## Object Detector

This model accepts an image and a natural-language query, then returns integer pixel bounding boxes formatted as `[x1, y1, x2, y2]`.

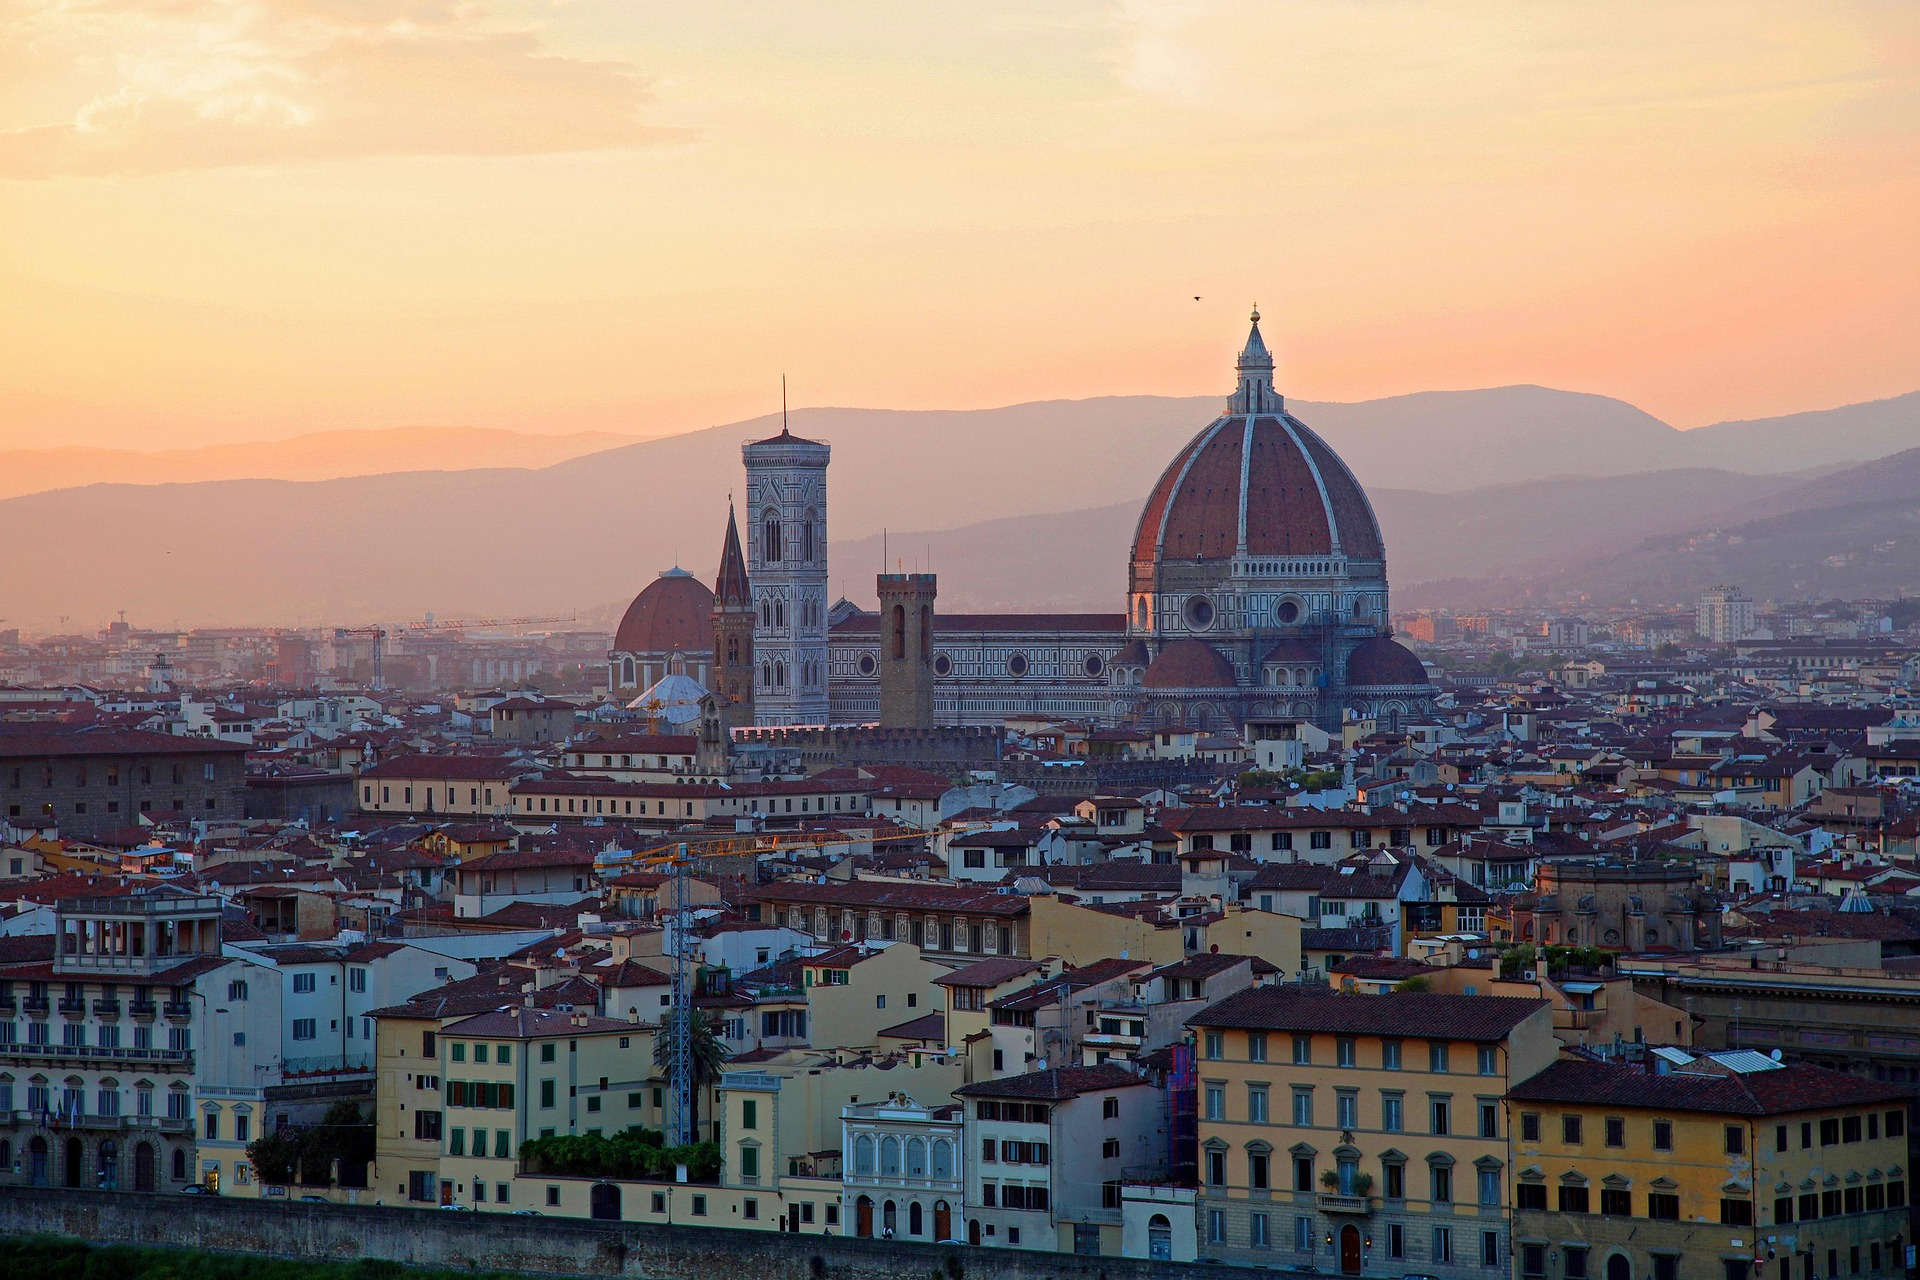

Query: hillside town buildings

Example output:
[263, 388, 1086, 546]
[0, 319, 1917, 1277]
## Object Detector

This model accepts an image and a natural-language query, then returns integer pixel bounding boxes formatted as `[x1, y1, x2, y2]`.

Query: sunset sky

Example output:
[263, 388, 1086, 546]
[1, 0, 1915, 451]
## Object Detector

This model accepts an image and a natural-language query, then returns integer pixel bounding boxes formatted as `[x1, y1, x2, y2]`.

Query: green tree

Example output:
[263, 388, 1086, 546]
[245, 1126, 305, 1186]
[652, 1008, 732, 1141]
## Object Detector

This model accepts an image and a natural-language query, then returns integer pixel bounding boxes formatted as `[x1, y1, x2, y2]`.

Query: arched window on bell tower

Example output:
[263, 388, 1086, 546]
[762, 509, 783, 564]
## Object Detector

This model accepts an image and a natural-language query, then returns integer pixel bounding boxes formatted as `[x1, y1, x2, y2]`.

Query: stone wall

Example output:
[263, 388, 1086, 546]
[0, 1187, 1300, 1280]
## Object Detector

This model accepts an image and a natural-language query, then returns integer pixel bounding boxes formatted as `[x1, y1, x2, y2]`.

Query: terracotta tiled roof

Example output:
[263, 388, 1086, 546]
[1143, 640, 1236, 690]
[954, 1063, 1152, 1101]
[1507, 1058, 1911, 1115]
[1191, 987, 1548, 1041]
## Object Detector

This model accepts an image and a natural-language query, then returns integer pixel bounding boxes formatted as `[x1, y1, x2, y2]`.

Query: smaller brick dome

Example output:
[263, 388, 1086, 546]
[1143, 640, 1237, 690]
[1260, 639, 1322, 665]
[1113, 638, 1151, 668]
[613, 568, 714, 655]
[1345, 636, 1429, 687]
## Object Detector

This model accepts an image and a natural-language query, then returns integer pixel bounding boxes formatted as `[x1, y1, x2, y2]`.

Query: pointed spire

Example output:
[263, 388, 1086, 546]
[714, 500, 751, 607]
[1228, 304, 1279, 415]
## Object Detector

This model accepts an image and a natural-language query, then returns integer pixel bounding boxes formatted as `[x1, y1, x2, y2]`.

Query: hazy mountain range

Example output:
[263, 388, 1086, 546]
[0, 427, 640, 501]
[1, 386, 1913, 629]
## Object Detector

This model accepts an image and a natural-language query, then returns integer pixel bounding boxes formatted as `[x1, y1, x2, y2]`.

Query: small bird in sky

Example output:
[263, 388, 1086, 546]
[1193, 296, 1202, 301]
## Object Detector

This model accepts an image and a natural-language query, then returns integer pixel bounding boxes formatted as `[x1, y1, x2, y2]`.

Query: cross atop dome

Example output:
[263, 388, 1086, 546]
[1228, 304, 1280, 415]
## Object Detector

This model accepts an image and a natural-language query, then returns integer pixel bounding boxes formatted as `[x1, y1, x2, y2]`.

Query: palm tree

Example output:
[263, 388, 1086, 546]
[652, 1008, 732, 1142]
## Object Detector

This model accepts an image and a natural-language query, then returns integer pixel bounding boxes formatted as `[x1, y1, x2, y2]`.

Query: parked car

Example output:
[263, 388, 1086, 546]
[179, 1185, 217, 1196]
[297, 1195, 329, 1204]
[439, 1202, 471, 1212]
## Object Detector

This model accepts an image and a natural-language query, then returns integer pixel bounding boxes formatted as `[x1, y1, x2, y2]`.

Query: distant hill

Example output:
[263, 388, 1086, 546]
[1676, 391, 1920, 475]
[1500, 446, 1920, 605]
[0, 427, 641, 500]
[0, 387, 1913, 628]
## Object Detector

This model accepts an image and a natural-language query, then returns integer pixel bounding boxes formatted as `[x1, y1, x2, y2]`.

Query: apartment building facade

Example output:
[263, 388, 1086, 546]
[1188, 989, 1556, 1278]
[0, 890, 280, 1195]
[1506, 1054, 1912, 1280]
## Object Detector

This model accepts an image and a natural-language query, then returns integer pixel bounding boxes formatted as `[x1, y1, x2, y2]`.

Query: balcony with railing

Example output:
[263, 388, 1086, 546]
[128, 1000, 157, 1019]
[162, 1001, 191, 1019]
[22, 997, 50, 1017]
[93, 999, 121, 1017]
[58, 997, 86, 1015]
[1316, 1191, 1374, 1215]
[0, 1042, 193, 1068]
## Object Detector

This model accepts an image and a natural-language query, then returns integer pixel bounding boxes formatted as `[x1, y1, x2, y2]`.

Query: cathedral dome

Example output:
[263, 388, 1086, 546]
[1143, 640, 1237, 689]
[613, 568, 714, 655]
[1345, 636, 1430, 687]
[1131, 311, 1383, 571]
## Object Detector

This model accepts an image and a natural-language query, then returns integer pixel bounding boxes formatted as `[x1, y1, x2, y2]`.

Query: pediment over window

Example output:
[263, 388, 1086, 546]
[1380, 1149, 1408, 1165]
[1518, 1166, 1545, 1183]
[1604, 1174, 1634, 1191]
[1559, 1171, 1590, 1186]
[1289, 1142, 1317, 1158]
[1474, 1156, 1503, 1173]
[1649, 1176, 1678, 1192]
[1426, 1152, 1456, 1168]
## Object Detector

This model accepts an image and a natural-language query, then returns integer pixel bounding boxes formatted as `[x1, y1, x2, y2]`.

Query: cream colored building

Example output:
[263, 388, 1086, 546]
[1188, 988, 1556, 1279]
[799, 941, 945, 1050]
[434, 1007, 660, 1210]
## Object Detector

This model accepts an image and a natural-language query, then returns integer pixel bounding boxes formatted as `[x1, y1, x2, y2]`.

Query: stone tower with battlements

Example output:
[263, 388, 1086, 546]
[876, 572, 937, 730]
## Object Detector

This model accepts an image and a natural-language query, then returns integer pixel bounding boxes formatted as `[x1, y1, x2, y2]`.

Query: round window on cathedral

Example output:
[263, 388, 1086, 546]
[1083, 654, 1104, 678]
[1007, 653, 1029, 677]
[1277, 599, 1301, 625]
[933, 652, 953, 677]
[857, 653, 877, 677]
[1185, 596, 1215, 630]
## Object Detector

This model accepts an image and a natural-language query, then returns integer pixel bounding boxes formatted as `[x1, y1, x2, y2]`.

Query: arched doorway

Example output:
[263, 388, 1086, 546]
[882, 1200, 897, 1237]
[909, 1202, 923, 1237]
[28, 1137, 48, 1186]
[1339, 1224, 1362, 1275]
[63, 1137, 83, 1188]
[133, 1142, 156, 1192]
[968, 1219, 981, 1246]
[589, 1182, 621, 1220]
[855, 1195, 873, 1238]
[1607, 1255, 1631, 1280]
[172, 1149, 187, 1182]
[933, 1201, 951, 1242]
[97, 1139, 118, 1190]
[1148, 1214, 1172, 1260]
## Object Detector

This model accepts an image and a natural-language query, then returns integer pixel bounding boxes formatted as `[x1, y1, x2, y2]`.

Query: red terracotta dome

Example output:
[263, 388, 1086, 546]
[613, 569, 714, 655]
[1143, 640, 1237, 689]
[1131, 313, 1382, 570]
[1132, 414, 1384, 565]
[1345, 636, 1429, 687]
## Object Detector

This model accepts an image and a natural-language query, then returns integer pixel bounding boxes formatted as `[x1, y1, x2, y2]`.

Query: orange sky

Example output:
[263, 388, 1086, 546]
[1, 0, 1915, 451]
